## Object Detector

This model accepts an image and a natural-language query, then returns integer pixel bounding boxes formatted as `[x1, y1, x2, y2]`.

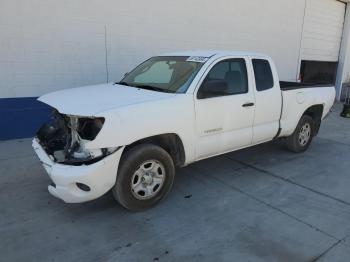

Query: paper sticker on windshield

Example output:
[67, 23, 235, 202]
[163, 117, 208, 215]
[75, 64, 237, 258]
[186, 56, 209, 63]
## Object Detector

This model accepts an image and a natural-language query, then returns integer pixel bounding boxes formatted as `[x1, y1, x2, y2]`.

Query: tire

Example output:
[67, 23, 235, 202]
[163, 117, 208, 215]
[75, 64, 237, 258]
[286, 115, 314, 153]
[112, 143, 175, 211]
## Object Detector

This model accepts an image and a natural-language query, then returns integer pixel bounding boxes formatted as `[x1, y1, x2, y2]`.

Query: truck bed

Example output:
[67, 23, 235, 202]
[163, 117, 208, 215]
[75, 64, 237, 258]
[280, 81, 334, 91]
[278, 84, 335, 138]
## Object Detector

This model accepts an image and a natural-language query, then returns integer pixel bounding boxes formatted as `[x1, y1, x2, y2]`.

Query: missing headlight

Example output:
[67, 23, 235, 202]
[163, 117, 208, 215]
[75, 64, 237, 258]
[36, 111, 108, 165]
[37, 109, 70, 155]
[77, 117, 105, 140]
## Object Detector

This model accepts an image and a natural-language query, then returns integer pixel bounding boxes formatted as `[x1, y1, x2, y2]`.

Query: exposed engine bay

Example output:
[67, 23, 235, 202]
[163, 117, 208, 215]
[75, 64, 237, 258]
[37, 110, 116, 165]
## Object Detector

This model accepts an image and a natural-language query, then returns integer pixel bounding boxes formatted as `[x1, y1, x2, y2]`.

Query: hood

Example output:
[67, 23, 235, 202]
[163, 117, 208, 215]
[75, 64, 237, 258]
[38, 83, 176, 116]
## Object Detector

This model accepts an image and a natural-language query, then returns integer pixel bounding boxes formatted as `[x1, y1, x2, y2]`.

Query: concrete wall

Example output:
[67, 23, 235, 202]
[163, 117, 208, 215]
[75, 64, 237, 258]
[0, 0, 307, 99]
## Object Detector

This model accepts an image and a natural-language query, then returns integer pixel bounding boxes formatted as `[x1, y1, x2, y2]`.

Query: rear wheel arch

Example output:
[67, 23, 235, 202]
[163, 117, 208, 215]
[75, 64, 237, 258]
[286, 115, 314, 153]
[302, 104, 324, 135]
[123, 133, 186, 167]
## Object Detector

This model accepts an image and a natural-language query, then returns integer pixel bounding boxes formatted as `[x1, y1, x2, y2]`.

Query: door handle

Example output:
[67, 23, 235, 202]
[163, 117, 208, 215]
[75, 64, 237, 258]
[242, 102, 254, 107]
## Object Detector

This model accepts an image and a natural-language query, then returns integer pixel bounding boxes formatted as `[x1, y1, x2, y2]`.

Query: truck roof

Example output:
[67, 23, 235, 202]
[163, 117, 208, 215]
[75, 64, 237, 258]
[161, 50, 269, 58]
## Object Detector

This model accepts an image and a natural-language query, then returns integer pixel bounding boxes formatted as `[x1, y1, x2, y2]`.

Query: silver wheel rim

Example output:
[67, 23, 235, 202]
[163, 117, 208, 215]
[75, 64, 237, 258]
[299, 123, 311, 146]
[131, 160, 166, 200]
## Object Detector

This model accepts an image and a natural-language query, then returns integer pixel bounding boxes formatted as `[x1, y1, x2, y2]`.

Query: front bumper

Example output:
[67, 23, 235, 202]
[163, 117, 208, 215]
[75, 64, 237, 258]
[32, 138, 124, 203]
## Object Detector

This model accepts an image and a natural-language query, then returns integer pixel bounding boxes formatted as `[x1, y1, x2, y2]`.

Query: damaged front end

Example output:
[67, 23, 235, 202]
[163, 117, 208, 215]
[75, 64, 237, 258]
[36, 110, 116, 165]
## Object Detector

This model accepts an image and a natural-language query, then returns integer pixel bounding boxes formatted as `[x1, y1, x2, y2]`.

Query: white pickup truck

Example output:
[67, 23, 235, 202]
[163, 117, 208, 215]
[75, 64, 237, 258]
[33, 51, 335, 211]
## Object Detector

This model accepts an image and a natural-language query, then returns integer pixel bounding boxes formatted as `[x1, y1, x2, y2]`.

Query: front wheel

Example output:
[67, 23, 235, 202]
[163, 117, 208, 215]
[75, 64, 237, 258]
[286, 115, 314, 153]
[112, 144, 175, 211]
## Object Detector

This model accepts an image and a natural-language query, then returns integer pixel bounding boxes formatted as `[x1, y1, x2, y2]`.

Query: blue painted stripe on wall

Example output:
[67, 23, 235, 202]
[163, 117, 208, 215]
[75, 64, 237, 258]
[0, 97, 51, 140]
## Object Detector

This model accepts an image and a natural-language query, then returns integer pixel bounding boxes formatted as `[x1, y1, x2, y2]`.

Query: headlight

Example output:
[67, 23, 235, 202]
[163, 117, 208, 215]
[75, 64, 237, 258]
[77, 117, 105, 140]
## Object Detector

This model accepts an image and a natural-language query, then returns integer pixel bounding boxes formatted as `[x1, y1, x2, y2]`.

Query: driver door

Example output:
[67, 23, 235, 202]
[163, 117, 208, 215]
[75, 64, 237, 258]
[194, 58, 255, 159]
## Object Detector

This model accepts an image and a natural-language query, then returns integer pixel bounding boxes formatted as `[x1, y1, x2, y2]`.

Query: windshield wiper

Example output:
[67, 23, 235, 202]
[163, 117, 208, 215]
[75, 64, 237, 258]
[134, 84, 174, 93]
[116, 81, 131, 86]
[116, 82, 174, 93]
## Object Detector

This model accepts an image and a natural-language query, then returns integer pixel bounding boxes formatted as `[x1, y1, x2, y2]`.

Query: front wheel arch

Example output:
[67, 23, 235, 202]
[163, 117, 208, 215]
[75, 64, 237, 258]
[122, 133, 186, 167]
[113, 143, 175, 211]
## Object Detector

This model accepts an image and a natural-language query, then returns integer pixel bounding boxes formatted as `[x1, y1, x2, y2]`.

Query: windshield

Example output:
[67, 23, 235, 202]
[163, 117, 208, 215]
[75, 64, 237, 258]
[119, 56, 206, 93]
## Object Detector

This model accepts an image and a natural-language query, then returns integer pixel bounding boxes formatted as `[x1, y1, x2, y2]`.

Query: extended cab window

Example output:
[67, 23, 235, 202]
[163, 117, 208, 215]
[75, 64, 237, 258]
[198, 58, 248, 99]
[252, 59, 274, 91]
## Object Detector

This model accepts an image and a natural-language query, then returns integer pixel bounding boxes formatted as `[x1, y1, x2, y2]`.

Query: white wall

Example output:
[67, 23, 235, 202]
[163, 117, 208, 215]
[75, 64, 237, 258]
[337, 3, 350, 99]
[0, 0, 307, 98]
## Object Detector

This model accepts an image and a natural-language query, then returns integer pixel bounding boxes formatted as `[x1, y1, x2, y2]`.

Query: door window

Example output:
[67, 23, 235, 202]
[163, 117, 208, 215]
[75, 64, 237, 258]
[198, 58, 248, 98]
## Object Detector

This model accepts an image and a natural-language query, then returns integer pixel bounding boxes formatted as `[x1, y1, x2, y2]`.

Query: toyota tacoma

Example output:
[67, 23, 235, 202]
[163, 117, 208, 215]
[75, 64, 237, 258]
[33, 51, 335, 211]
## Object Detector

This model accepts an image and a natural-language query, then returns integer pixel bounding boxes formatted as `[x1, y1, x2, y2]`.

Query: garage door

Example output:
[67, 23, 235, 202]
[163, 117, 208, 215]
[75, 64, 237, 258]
[301, 0, 346, 62]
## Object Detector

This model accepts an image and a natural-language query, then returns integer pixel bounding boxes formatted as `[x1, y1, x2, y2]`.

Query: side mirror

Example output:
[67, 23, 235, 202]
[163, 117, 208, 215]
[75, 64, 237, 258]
[197, 80, 229, 99]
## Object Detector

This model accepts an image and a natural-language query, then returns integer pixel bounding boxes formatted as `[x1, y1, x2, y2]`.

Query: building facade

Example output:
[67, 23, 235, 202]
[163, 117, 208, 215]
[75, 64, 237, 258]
[1, 0, 350, 139]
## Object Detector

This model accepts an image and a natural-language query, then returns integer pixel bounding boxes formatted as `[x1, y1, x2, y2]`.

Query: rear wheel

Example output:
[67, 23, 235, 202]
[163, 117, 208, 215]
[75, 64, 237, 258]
[286, 115, 314, 153]
[112, 144, 175, 211]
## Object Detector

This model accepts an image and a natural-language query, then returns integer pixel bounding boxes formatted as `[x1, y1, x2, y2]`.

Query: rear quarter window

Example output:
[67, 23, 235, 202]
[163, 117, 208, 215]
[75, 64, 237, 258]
[252, 59, 274, 91]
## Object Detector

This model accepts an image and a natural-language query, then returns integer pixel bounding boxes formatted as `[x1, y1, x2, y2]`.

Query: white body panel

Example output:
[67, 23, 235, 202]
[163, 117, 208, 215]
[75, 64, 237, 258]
[87, 94, 197, 164]
[193, 55, 255, 159]
[194, 93, 255, 159]
[279, 87, 336, 137]
[250, 56, 283, 144]
[32, 138, 124, 203]
[33, 51, 335, 203]
[38, 83, 176, 116]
